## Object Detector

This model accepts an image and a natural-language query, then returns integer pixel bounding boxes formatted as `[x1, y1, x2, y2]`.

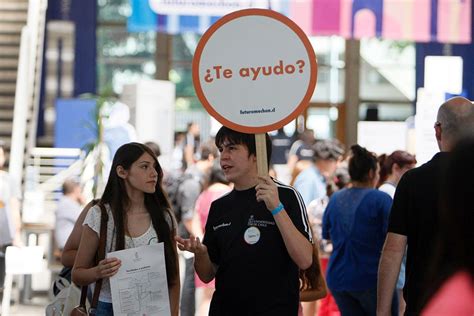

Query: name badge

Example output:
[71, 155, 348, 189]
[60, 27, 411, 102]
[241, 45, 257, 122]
[244, 226, 260, 245]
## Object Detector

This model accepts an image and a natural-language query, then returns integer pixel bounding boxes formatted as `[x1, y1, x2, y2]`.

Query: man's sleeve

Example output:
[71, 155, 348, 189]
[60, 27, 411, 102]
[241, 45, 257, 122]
[388, 173, 411, 235]
[284, 189, 312, 243]
[202, 202, 220, 265]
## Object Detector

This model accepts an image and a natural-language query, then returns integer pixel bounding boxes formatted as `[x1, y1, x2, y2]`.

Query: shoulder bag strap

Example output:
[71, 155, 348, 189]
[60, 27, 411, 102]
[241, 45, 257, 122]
[78, 285, 88, 308]
[90, 203, 109, 311]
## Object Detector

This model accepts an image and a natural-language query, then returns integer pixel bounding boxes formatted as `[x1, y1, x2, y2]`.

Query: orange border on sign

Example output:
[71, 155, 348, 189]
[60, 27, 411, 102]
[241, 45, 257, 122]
[192, 8, 318, 134]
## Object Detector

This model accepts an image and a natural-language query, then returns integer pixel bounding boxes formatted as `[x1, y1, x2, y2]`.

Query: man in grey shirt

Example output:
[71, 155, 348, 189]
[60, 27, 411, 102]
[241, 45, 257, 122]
[54, 178, 84, 249]
[176, 141, 217, 316]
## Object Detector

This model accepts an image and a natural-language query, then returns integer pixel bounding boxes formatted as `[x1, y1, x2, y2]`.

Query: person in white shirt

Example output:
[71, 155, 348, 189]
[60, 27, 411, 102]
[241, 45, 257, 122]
[377, 150, 416, 316]
[54, 178, 85, 249]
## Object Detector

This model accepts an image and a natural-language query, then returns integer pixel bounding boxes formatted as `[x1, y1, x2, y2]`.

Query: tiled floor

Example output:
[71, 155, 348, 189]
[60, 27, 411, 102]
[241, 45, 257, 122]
[1, 294, 48, 315]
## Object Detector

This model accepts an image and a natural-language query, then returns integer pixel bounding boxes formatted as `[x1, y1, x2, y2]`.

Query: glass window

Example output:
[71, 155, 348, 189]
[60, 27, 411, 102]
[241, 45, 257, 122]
[98, 0, 130, 23]
[310, 36, 346, 104]
[97, 0, 156, 94]
[306, 107, 339, 139]
[98, 29, 156, 58]
[360, 38, 415, 102]
[170, 34, 204, 110]
[359, 102, 414, 121]
[169, 65, 195, 98]
[172, 33, 200, 61]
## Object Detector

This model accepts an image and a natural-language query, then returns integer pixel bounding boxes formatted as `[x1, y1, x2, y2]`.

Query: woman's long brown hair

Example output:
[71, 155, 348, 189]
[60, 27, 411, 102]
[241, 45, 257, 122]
[100, 142, 178, 287]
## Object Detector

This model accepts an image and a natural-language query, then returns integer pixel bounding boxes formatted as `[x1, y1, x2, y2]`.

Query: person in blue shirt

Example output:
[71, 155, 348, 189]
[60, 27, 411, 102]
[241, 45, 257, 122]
[322, 145, 396, 316]
[293, 139, 345, 206]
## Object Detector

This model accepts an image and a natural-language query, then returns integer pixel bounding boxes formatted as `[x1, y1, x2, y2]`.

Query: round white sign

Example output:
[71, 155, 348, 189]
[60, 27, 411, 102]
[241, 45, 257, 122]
[193, 9, 317, 133]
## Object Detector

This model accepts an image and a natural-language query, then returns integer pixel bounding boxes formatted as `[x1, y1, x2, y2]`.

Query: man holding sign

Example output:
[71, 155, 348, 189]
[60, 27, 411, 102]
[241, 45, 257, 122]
[176, 126, 313, 315]
[180, 8, 318, 314]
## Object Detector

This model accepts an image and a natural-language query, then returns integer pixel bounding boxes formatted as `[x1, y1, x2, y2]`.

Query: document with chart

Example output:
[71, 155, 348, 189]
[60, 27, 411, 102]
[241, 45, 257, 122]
[108, 243, 170, 316]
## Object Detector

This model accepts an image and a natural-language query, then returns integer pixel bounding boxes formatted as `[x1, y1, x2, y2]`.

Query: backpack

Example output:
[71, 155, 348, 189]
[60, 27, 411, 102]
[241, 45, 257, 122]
[163, 172, 194, 224]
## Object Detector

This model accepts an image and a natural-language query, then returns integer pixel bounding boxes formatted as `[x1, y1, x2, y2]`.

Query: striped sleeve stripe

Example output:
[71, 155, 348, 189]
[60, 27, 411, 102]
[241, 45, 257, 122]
[273, 179, 313, 243]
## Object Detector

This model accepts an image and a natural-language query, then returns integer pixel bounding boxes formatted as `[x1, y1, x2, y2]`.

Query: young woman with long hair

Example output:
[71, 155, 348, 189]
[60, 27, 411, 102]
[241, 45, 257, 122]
[72, 142, 179, 315]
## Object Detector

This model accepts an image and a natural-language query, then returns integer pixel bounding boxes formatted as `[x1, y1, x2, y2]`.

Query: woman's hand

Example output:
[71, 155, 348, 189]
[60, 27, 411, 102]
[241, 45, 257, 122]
[95, 257, 121, 279]
[255, 175, 280, 211]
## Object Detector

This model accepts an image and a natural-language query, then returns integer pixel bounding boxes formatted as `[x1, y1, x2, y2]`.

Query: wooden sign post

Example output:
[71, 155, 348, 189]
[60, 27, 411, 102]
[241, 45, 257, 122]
[255, 133, 268, 176]
[193, 9, 317, 175]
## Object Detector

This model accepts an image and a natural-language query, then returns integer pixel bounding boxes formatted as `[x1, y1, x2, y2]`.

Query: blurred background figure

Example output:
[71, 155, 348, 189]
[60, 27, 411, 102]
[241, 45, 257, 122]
[305, 166, 351, 316]
[145, 141, 161, 158]
[421, 138, 474, 316]
[0, 141, 21, 288]
[192, 160, 231, 316]
[377, 96, 474, 316]
[377, 150, 416, 315]
[322, 145, 396, 316]
[184, 122, 200, 170]
[145, 141, 166, 178]
[270, 127, 292, 184]
[54, 178, 85, 250]
[171, 132, 186, 176]
[172, 140, 217, 316]
[287, 129, 317, 182]
[294, 139, 345, 206]
[103, 101, 138, 160]
[378, 150, 417, 198]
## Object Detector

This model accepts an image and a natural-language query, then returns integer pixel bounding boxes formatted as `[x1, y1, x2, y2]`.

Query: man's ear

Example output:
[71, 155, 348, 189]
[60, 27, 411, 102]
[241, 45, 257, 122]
[116, 165, 127, 179]
[435, 124, 442, 142]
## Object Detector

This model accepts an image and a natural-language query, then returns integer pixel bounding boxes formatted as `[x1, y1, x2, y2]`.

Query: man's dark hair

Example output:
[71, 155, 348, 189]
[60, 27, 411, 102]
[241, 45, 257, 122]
[312, 139, 345, 162]
[215, 126, 272, 166]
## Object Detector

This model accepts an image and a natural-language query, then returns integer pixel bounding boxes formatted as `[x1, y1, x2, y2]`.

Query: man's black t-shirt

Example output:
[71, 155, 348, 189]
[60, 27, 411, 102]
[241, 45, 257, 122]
[388, 152, 449, 314]
[203, 179, 312, 316]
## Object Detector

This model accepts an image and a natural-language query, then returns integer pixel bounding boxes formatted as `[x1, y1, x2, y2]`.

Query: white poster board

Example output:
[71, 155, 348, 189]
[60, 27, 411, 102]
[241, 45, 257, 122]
[357, 121, 408, 155]
[121, 80, 175, 170]
[424, 56, 463, 95]
[415, 88, 446, 165]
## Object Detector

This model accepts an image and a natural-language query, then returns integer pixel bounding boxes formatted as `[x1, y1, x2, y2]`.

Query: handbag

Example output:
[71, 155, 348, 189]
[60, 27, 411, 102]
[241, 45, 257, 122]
[71, 203, 108, 316]
[52, 266, 72, 296]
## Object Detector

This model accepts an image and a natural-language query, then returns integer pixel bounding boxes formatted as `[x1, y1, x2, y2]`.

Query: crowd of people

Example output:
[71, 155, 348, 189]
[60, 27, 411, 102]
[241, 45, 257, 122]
[1, 96, 473, 316]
